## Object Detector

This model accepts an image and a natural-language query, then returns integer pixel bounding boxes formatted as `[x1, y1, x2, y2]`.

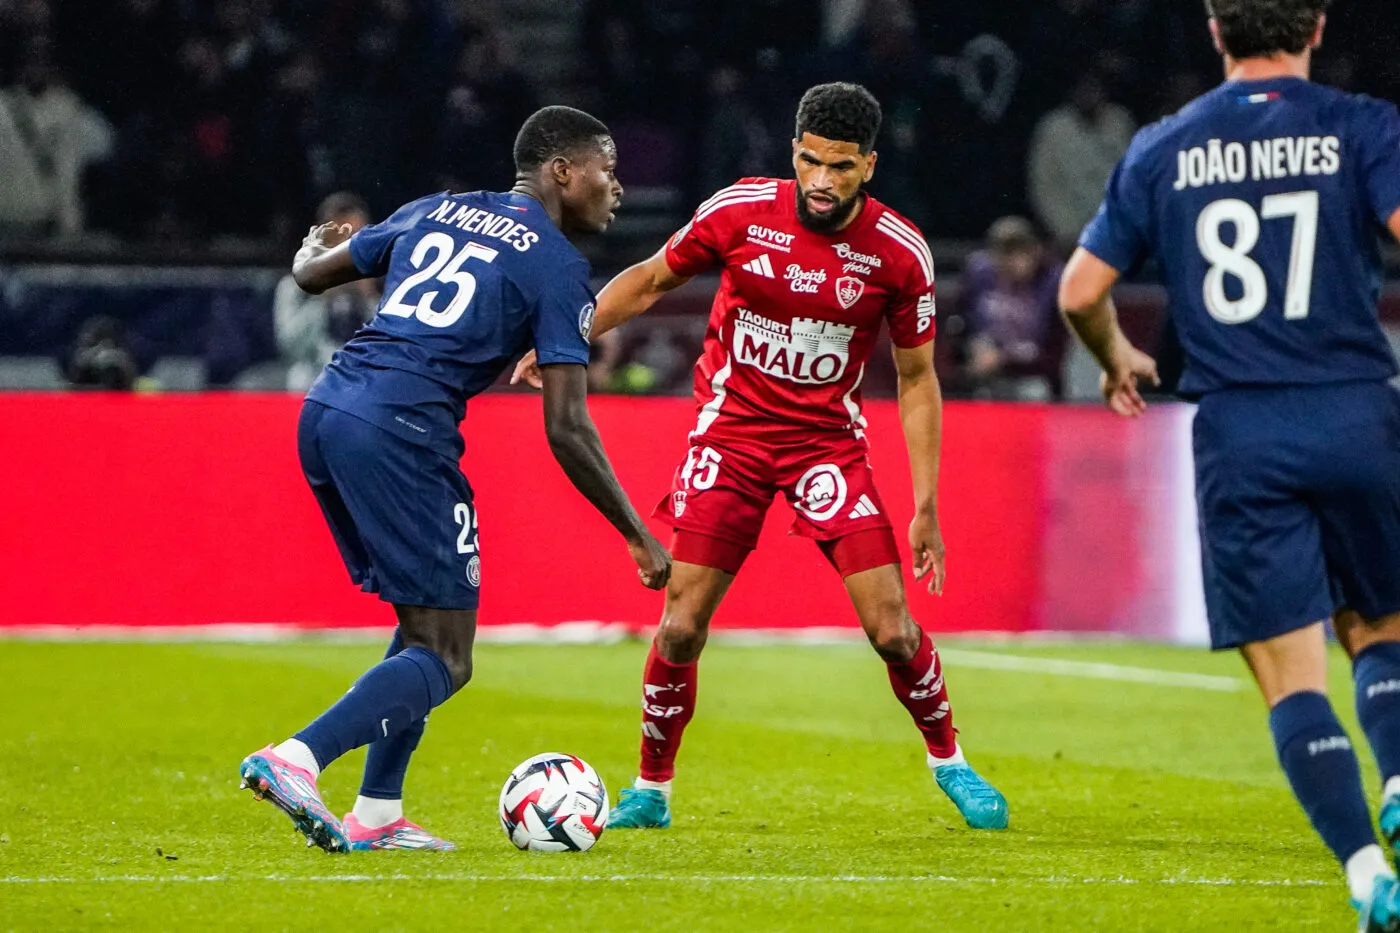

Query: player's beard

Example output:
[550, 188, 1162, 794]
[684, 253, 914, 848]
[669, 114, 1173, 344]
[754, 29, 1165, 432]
[795, 186, 862, 233]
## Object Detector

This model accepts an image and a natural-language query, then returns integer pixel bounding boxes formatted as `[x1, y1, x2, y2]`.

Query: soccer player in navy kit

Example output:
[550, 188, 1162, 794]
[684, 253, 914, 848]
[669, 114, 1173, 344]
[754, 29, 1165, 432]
[237, 106, 671, 853]
[1059, 1, 1400, 926]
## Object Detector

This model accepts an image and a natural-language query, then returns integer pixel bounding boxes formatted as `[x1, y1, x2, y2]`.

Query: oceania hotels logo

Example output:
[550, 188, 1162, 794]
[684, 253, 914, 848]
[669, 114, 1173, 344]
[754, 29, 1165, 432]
[833, 243, 879, 277]
[832, 243, 881, 268]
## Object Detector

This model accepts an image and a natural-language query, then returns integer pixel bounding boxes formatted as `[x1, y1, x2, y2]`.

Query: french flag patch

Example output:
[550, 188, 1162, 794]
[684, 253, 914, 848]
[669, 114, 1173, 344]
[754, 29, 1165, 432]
[1239, 91, 1282, 104]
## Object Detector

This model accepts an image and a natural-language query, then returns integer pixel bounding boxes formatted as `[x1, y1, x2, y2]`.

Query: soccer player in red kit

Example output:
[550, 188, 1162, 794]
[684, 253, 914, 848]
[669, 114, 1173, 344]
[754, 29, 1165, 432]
[515, 82, 1008, 830]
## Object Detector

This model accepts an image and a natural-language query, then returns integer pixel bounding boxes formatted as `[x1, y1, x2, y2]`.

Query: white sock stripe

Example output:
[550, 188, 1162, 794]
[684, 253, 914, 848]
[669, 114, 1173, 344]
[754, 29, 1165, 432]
[875, 216, 935, 286]
[697, 182, 779, 214]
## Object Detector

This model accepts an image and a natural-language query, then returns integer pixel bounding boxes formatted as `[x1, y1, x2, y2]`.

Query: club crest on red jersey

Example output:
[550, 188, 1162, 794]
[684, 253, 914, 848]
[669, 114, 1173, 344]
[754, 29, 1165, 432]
[834, 276, 865, 310]
[794, 463, 848, 521]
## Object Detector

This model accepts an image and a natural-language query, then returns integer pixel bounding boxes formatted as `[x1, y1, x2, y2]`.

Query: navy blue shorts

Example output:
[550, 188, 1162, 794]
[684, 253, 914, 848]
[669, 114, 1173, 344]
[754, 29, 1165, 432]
[298, 401, 480, 610]
[1194, 381, 1400, 650]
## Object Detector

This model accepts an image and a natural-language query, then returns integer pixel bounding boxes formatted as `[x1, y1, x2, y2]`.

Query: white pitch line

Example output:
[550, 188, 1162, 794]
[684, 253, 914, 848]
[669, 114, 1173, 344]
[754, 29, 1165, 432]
[938, 649, 1248, 692]
[0, 873, 1327, 887]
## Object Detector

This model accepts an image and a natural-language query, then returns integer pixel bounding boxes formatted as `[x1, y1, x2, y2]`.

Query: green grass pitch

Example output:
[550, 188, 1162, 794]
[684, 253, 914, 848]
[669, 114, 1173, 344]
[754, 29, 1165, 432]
[0, 638, 1378, 930]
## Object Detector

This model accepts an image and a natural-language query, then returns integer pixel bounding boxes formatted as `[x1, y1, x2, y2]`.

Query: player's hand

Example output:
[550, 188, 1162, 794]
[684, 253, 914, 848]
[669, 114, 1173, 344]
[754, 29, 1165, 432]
[628, 532, 672, 590]
[511, 349, 543, 390]
[1101, 345, 1160, 418]
[302, 221, 352, 251]
[909, 509, 946, 595]
[295, 222, 352, 270]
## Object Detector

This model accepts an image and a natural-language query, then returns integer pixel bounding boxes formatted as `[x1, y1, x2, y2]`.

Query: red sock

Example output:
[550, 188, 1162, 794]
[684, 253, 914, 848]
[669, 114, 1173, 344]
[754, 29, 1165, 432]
[886, 629, 957, 758]
[638, 643, 698, 782]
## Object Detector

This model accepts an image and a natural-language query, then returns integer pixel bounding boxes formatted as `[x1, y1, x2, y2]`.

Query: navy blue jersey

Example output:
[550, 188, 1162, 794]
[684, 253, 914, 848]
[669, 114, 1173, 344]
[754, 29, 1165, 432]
[1081, 77, 1400, 397]
[306, 190, 595, 456]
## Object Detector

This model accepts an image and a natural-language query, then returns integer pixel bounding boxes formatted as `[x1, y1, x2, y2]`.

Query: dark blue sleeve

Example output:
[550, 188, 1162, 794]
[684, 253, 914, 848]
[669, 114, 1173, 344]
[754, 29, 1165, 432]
[1079, 134, 1153, 273]
[530, 257, 595, 366]
[1356, 98, 1400, 227]
[347, 197, 433, 278]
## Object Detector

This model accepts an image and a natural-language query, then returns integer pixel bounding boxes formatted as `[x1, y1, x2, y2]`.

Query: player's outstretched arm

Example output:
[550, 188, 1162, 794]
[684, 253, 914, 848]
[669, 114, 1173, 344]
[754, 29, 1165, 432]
[893, 342, 947, 596]
[540, 362, 671, 589]
[511, 250, 691, 389]
[593, 248, 692, 334]
[1058, 247, 1159, 417]
[292, 222, 365, 295]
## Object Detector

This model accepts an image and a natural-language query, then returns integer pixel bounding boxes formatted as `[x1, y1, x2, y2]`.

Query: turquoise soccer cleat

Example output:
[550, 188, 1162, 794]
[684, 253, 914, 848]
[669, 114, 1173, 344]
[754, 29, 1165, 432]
[933, 761, 1009, 830]
[1380, 794, 1400, 858]
[1356, 875, 1400, 932]
[238, 745, 349, 853]
[606, 786, 672, 829]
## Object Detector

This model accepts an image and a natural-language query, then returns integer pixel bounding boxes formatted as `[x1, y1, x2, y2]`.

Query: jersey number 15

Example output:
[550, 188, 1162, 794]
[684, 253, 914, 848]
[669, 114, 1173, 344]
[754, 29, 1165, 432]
[381, 232, 500, 328]
[1195, 191, 1317, 325]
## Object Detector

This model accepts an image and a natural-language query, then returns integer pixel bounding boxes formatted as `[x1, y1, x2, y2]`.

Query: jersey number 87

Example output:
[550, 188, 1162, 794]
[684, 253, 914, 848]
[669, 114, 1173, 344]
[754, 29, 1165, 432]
[1195, 190, 1318, 325]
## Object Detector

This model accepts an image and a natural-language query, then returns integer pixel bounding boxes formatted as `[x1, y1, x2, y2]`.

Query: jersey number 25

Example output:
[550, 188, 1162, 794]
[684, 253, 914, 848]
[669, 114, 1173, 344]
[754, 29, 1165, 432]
[381, 232, 500, 328]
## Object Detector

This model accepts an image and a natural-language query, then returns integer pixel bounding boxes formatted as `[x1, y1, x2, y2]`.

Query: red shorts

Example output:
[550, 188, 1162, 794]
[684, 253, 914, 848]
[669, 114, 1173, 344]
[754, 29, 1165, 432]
[652, 428, 901, 577]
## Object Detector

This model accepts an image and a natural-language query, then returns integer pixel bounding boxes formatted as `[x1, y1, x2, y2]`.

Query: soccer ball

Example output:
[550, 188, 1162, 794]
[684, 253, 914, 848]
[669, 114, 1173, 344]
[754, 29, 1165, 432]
[498, 753, 608, 852]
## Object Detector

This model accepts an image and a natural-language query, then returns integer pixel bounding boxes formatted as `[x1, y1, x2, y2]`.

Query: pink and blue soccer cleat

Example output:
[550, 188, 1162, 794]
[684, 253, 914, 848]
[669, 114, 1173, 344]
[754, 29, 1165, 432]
[238, 745, 349, 853]
[343, 813, 457, 851]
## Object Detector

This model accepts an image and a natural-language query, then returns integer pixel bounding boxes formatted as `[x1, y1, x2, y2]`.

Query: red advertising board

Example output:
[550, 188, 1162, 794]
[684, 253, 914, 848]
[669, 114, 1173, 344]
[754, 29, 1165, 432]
[0, 393, 1204, 641]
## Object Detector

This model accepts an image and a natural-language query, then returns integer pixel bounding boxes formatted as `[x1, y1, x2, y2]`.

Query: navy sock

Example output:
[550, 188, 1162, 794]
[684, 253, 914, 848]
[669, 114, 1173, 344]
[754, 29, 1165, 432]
[1354, 641, 1400, 785]
[295, 644, 452, 770]
[1268, 691, 1376, 864]
[360, 628, 427, 799]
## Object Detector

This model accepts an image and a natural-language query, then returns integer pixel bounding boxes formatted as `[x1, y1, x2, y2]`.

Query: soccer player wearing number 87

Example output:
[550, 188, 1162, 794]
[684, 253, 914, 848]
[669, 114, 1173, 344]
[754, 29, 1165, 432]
[1059, 2, 1400, 928]
[237, 106, 671, 853]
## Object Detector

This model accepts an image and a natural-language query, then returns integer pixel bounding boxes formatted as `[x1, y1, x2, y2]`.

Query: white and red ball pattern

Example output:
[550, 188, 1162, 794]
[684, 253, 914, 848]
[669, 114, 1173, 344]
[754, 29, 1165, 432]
[498, 753, 608, 852]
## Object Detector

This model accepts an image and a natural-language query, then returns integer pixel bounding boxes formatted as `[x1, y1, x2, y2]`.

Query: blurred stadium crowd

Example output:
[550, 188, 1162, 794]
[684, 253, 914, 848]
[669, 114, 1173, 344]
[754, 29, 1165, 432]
[1, 0, 1398, 396]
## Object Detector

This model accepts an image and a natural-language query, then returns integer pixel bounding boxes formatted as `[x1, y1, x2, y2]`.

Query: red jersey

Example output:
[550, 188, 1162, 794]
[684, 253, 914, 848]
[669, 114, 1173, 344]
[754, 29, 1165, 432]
[664, 177, 936, 439]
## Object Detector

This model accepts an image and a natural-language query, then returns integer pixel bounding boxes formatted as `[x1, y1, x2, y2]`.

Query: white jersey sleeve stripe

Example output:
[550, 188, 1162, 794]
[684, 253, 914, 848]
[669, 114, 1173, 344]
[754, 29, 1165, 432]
[876, 215, 935, 284]
[876, 212, 934, 265]
[696, 182, 778, 215]
[876, 216, 935, 287]
[695, 189, 779, 223]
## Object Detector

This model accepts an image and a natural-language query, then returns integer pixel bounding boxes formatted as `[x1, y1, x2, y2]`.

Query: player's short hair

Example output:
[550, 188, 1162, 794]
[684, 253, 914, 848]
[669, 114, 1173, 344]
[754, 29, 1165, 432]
[794, 82, 882, 154]
[513, 106, 611, 173]
[1204, 0, 1330, 59]
[316, 191, 369, 224]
